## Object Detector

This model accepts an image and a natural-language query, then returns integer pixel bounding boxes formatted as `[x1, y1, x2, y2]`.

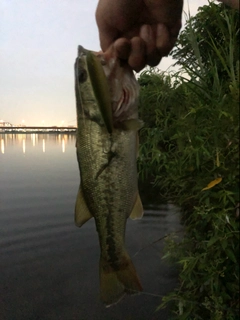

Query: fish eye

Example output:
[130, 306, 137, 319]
[78, 68, 87, 83]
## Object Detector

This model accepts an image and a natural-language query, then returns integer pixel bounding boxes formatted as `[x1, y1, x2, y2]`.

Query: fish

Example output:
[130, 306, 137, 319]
[74, 45, 144, 306]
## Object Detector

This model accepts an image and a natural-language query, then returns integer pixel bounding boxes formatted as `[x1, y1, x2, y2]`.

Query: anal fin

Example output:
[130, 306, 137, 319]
[129, 193, 144, 220]
[75, 186, 93, 227]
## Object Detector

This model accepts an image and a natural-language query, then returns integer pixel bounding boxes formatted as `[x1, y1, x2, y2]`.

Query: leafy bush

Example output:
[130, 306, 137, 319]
[137, 2, 239, 318]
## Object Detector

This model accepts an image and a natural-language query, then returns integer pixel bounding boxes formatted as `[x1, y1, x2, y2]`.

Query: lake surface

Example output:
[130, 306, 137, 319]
[0, 133, 181, 320]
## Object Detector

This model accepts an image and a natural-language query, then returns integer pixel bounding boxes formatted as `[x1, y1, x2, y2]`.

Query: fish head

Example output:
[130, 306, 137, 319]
[75, 46, 140, 131]
[75, 46, 106, 126]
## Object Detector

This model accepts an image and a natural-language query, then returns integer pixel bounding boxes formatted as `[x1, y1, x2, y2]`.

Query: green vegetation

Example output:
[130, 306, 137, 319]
[137, 2, 239, 319]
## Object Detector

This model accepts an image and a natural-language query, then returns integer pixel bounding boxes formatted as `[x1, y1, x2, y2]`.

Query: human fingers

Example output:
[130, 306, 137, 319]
[102, 22, 180, 72]
[139, 24, 162, 67]
[113, 38, 131, 60]
[155, 23, 179, 57]
[102, 38, 131, 64]
[139, 22, 181, 68]
[106, 37, 146, 72]
[128, 37, 146, 72]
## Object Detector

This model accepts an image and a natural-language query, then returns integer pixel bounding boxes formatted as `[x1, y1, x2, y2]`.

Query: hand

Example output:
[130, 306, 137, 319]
[96, 0, 183, 72]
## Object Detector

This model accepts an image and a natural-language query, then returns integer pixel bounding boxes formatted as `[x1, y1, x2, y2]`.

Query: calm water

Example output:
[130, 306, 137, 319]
[0, 133, 180, 320]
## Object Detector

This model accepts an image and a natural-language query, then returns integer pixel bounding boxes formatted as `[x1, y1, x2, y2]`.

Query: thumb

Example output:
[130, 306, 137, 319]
[95, 10, 119, 51]
[99, 25, 119, 52]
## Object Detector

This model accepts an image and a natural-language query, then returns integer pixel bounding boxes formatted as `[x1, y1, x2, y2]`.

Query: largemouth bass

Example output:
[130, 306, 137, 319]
[74, 46, 144, 306]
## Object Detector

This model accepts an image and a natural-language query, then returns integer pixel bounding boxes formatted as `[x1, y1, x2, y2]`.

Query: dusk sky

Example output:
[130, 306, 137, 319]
[1, 0, 210, 126]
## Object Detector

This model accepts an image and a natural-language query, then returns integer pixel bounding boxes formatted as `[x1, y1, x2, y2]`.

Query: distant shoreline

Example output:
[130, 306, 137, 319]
[0, 126, 76, 134]
[0, 131, 76, 134]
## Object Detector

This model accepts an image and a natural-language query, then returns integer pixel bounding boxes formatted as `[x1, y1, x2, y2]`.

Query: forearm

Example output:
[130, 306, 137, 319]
[218, 0, 239, 10]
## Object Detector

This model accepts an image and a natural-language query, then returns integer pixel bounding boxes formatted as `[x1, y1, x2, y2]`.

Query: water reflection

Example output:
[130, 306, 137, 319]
[31, 133, 36, 147]
[1, 138, 4, 154]
[62, 138, 65, 153]
[0, 133, 76, 154]
[0, 131, 181, 320]
[23, 139, 26, 153]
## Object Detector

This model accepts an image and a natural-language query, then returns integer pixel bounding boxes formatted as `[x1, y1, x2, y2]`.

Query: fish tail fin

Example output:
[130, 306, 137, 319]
[99, 251, 142, 306]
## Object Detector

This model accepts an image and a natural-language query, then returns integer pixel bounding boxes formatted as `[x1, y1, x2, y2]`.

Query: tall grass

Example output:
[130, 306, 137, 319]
[138, 2, 239, 318]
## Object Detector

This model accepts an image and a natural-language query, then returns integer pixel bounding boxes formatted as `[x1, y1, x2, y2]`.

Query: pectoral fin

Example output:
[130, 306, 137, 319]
[129, 193, 144, 220]
[75, 186, 93, 227]
[120, 119, 144, 131]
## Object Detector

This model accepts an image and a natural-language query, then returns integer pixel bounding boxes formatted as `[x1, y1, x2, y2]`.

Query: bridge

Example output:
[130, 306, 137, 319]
[0, 126, 77, 133]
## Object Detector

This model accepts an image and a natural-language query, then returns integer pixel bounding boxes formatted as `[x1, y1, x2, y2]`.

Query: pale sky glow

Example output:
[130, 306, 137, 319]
[0, 0, 211, 126]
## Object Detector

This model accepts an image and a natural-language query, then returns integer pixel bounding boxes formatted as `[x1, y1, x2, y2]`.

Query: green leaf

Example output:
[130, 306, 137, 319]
[207, 236, 219, 247]
[225, 249, 237, 263]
